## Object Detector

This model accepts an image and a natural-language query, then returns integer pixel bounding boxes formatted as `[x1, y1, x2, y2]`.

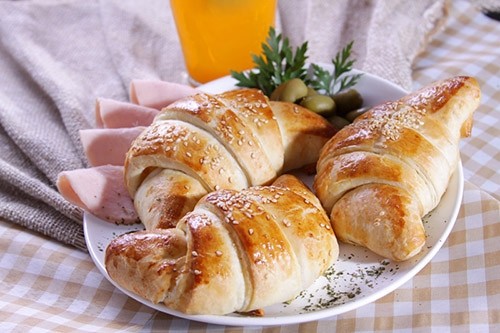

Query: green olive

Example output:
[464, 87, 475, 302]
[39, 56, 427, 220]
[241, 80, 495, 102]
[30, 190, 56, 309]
[328, 115, 351, 131]
[331, 89, 363, 116]
[306, 87, 319, 97]
[345, 106, 371, 122]
[299, 95, 336, 116]
[270, 82, 287, 101]
[279, 78, 308, 103]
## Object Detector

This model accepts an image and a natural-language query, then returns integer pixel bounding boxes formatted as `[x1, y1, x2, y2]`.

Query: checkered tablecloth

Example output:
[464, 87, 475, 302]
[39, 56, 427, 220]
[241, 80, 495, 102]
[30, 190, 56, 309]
[413, 0, 500, 200]
[1, 1, 499, 332]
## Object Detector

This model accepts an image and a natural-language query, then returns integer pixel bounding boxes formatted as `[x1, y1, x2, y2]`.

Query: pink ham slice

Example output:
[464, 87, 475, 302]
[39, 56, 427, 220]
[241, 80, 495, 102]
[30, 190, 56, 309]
[80, 127, 145, 167]
[95, 98, 159, 128]
[56, 165, 139, 224]
[58, 80, 200, 226]
[129, 79, 198, 110]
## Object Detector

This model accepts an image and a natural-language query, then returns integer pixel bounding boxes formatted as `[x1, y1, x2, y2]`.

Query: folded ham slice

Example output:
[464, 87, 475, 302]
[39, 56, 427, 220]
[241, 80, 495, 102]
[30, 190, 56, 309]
[130, 80, 199, 110]
[58, 80, 205, 225]
[80, 127, 145, 167]
[56, 165, 139, 225]
[96, 98, 159, 129]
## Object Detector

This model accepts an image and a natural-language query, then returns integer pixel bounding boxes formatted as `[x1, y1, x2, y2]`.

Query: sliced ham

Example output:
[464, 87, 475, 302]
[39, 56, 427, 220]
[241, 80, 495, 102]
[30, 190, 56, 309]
[59, 80, 201, 226]
[95, 98, 159, 129]
[56, 165, 139, 225]
[129, 79, 198, 110]
[80, 127, 145, 167]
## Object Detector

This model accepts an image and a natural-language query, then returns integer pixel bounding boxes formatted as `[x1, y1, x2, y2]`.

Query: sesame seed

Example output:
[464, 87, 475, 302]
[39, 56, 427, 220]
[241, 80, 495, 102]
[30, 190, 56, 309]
[193, 269, 202, 275]
[248, 228, 254, 235]
[191, 251, 198, 257]
[215, 250, 222, 256]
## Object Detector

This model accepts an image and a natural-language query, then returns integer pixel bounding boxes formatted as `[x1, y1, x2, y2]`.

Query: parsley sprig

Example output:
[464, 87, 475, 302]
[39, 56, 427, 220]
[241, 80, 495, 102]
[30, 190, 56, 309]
[310, 41, 363, 95]
[230, 28, 309, 96]
[231, 28, 362, 97]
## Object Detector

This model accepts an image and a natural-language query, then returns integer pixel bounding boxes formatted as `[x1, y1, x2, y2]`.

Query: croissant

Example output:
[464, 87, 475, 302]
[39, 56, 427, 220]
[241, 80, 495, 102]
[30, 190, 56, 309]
[125, 88, 335, 230]
[105, 174, 339, 315]
[314, 76, 481, 261]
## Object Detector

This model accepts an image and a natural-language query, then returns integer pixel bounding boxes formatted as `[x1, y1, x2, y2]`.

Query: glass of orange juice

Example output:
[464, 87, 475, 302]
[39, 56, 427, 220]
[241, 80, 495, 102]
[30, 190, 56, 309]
[170, 0, 277, 85]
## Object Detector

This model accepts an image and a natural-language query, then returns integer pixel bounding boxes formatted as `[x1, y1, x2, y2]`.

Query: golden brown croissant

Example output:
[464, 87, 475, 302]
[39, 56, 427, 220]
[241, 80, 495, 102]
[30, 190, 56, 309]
[314, 76, 481, 261]
[125, 88, 335, 230]
[105, 175, 339, 315]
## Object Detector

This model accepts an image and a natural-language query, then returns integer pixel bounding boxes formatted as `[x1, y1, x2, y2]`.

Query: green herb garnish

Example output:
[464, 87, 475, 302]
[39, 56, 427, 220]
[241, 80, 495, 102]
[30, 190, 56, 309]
[231, 27, 362, 97]
[230, 27, 309, 96]
[310, 41, 363, 95]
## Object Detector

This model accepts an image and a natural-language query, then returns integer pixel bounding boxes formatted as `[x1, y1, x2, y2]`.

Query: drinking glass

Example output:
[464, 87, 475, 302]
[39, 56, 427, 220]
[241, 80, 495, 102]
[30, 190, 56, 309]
[170, 0, 277, 85]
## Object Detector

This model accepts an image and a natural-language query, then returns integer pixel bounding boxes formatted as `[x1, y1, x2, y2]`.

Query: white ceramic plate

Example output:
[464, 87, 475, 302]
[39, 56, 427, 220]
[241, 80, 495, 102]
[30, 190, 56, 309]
[84, 66, 464, 326]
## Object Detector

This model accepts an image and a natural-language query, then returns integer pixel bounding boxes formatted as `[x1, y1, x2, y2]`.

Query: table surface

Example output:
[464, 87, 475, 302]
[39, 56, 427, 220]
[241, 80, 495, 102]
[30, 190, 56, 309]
[1, 1, 499, 332]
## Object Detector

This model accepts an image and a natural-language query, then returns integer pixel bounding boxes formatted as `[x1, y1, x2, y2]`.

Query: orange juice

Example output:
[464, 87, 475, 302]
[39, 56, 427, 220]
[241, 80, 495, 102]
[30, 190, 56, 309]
[170, 0, 276, 84]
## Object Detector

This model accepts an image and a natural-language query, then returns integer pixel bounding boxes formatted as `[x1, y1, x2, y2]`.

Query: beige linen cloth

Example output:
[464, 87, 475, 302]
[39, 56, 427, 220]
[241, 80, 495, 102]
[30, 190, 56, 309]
[0, 0, 448, 251]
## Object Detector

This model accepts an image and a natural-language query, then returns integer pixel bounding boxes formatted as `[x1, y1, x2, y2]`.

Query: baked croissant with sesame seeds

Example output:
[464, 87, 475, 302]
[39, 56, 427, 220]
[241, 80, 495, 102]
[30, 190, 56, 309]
[314, 76, 481, 261]
[105, 174, 339, 315]
[125, 88, 335, 230]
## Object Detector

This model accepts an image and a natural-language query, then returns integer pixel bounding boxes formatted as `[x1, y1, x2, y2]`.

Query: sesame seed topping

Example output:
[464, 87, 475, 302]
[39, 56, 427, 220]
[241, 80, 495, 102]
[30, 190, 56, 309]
[193, 269, 202, 275]
[248, 228, 254, 235]
[191, 251, 198, 257]
[366, 103, 427, 141]
[215, 250, 222, 256]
